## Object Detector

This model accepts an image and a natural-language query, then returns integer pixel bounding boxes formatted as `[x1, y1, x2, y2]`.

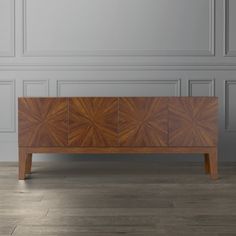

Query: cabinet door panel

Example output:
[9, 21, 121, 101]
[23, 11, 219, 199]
[169, 97, 218, 147]
[69, 98, 118, 146]
[19, 98, 68, 147]
[119, 98, 168, 146]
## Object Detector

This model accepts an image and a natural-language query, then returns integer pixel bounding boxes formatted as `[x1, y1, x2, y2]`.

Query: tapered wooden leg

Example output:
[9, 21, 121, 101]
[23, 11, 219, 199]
[19, 148, 28, 180]
[208, 148, 219, 180]
[204, 153, 210, 174]
[25, 153, 32, 174]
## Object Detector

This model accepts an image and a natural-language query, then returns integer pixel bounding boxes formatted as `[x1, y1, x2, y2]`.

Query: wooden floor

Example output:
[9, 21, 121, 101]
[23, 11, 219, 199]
[0, 160, 236, 236]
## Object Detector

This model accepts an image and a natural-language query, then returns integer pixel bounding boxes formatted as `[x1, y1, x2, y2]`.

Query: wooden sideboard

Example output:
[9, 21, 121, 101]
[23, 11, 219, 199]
[18, 97, 218, 180]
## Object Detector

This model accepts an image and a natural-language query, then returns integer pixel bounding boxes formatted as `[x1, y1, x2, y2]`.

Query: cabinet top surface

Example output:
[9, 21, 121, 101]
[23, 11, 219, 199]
[18, 96, 218, 99]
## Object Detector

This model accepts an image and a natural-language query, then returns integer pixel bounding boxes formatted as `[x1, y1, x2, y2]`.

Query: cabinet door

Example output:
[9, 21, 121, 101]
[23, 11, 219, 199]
[69, 98, 118, 146]
[19, 98, 68, 147]
[169, 97, 218, 147]
[119, 98, 168, 146]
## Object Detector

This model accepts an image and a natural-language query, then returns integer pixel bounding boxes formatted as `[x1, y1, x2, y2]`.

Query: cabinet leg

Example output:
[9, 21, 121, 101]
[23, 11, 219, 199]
[25, 153, 32, 174]
[204, 153, 210, 174]
[19, 149, 32, 180]
[208, 149, 219, 180]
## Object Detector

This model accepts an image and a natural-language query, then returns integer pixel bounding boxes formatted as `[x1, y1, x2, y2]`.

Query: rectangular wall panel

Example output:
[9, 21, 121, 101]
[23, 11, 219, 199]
[225, 81, 236, 131]
[188, 80, 215, 96]
[0, 81, 15, 132]
[57, 80, 181, 97]
[0, 0, 15, 56]
[23, 0, 214, 56]
[224, 0, 236, 56]
[23, 80, 49, 96]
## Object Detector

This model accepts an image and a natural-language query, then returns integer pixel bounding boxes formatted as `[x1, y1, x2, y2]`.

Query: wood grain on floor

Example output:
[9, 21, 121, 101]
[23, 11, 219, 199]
[0, 160, 236, 236]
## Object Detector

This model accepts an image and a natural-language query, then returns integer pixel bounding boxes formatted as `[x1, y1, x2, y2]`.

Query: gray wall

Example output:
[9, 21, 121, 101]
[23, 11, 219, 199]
[0, 0, 236, 161]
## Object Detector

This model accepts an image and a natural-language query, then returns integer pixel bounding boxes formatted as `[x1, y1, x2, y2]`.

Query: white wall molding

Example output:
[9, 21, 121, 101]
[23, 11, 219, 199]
[0, 80, 15, 133]
[2, 63, 236, 72]
[0, 0, 15, 57]
[187, 79, 215, 96]
[224, 0, 236, 57]
[23, 80, 49, 96]
[22, 0, 215, 57]
[224, 80, 236, 131]
[57, 79, 181, 97]
[208, 0, 215, 56]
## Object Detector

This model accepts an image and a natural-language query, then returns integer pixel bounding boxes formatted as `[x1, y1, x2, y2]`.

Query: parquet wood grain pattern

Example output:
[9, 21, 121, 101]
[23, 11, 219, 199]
[68, 98, 118, 146]
[18, 98, 68, 147]
[168, 97, 218, 147]
[119, 98, 168, 146]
